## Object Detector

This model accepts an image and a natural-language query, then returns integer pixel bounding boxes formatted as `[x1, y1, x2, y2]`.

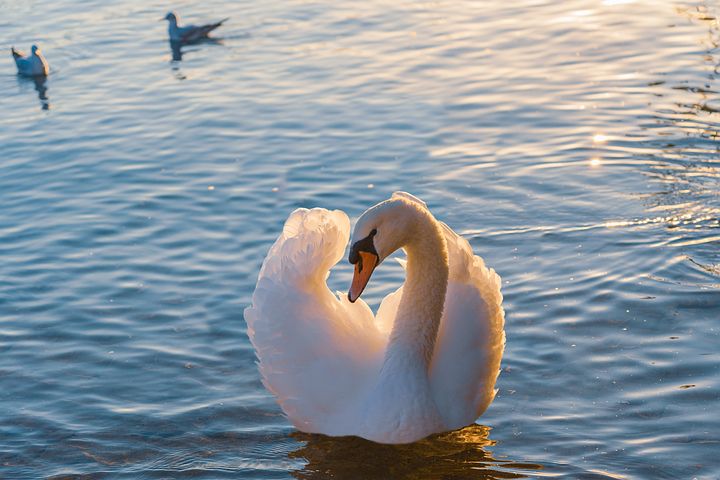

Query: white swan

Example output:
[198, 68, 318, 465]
[244, 192, 505, 444]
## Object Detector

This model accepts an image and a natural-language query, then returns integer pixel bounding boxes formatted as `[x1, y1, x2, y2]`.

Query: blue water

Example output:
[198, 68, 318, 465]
[2, 0, 719, 478]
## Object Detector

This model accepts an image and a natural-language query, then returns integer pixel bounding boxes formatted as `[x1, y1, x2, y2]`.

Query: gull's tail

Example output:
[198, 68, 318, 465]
[206, 17, 229, 33]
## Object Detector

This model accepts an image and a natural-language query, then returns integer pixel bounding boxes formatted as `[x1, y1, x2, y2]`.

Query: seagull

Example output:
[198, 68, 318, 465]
[163, 11, 228, 44]
[11, 45, 49, 77]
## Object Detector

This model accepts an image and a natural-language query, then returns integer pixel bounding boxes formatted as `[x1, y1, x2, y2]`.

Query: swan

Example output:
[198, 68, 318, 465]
[11, 45, 49, 77]
[163, 11, 228, 44]
[244, 192, 505, 444]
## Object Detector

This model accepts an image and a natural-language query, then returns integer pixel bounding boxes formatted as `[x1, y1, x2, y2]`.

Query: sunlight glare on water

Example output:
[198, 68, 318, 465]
[1, 0, 719, 478]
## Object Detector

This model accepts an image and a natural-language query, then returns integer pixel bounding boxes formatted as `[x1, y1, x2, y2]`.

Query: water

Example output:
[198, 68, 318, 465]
[1, 0, 718, 478]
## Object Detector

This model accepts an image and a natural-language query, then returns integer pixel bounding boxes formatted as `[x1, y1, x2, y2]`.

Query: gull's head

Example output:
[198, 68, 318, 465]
[163, 12, 177, 23]
[347, 194, 422, 302]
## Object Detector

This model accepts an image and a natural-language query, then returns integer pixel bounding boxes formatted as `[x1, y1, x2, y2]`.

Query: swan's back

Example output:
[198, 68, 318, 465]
[245, 208, 384, 434]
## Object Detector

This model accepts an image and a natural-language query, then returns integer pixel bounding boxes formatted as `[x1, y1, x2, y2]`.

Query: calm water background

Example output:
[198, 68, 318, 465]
[2, 0, 719, 478]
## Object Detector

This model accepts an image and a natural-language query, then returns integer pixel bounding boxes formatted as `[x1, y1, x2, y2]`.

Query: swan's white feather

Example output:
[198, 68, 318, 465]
[245, 208, 384, 434]
[430, 222, 505, 428]
[390, 191, 427, 208]
[361, 221, 506, 429]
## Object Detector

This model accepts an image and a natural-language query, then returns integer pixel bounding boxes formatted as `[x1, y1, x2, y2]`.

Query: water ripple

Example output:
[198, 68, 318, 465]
[1, 0, 719, 478]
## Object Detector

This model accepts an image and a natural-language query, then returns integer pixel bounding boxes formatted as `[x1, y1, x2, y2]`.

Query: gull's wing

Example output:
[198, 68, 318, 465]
[179, 18, 228, 43]
[11, 47, 26, 59]
[11, 48, 32, 75]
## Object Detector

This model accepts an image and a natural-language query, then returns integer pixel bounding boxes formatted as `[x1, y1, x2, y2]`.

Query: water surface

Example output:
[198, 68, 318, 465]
[1, 0, 719, 478]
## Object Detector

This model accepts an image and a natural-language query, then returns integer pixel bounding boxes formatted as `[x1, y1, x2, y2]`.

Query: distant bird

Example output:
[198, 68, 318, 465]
[163, 11, 228, 44]
[11, 45, 49, 77]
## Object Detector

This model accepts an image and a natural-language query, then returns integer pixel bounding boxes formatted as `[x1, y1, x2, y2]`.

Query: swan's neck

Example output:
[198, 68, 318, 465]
[384, 213, 449, 372]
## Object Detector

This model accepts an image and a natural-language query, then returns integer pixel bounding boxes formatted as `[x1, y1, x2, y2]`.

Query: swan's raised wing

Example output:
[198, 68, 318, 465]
[244, 208, 384, 434]
[430, 222, 506, 429]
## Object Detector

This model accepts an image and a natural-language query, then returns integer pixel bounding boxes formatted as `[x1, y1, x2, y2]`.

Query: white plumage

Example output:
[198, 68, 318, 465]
[11, 45, 49, 77]
[245, 192, 505, 444]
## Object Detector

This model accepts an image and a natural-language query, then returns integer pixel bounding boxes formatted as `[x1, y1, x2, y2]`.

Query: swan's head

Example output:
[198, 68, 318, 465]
[163, 12, 178, 23]
[31, 45, 40, 54]
[348, 193, 427, 302]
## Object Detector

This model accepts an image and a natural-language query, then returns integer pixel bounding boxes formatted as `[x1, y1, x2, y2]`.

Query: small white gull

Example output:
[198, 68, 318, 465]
[163, 11, 228, 43]
[11, 45, 49, 77]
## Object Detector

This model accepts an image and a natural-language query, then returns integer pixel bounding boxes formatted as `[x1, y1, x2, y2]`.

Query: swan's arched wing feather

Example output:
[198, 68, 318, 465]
[375, 285, 402, 337]
[245, 208, 383, 433]
[431, 223, 505, 429]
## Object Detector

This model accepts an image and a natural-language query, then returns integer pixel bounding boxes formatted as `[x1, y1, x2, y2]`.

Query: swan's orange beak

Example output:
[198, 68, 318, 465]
[348, 251, 378, 303]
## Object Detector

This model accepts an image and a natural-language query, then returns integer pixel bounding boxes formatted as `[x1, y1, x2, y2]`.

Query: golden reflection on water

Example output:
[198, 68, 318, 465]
[641, 2, 720, 270]
[289, 425, 540, 480]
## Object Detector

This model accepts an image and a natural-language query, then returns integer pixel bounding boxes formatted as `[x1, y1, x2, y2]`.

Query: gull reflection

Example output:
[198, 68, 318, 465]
[168, 36, 224, 62]
[170, 40, 183, 62]
[168, 37, 224, 81]
[289, 424, 538, 480]
[17, 75, 50, 110]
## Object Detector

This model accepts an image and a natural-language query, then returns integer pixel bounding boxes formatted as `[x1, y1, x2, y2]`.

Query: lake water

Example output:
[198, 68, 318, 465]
[2, 0, 719, 478]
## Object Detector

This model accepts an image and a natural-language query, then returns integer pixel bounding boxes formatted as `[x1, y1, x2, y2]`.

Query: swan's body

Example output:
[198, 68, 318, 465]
[11, 45, 49, 77]
[163, 11, 228, 43]
[245, 192, 505, 444]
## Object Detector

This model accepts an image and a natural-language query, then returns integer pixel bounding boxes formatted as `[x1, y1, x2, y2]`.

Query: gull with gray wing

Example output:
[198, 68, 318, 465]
[163, 11, 228, 44]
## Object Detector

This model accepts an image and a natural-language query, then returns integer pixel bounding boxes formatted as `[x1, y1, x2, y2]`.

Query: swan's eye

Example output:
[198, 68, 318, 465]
[349, 229, 379, 265]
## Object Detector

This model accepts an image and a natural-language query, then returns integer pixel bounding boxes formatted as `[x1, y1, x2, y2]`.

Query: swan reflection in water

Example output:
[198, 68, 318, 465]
[17, 75, 50, 110]
[289, 424, 540, 480]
